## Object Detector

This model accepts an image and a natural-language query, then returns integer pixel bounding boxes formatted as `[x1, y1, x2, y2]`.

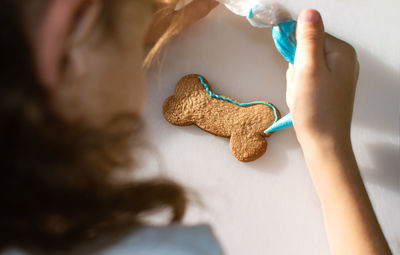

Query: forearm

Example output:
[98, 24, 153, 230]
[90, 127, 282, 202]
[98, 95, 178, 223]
[301, 138, 391, 255]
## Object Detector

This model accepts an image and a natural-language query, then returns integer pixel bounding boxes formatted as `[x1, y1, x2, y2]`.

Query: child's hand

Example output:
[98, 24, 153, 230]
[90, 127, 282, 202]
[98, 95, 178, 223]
[286, 9, 359, 148]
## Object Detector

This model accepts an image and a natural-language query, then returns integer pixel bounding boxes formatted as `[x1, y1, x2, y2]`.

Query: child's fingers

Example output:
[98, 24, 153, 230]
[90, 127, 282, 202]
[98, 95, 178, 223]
[286, 63, 294, 84]
[286, 64, 294, 108]
[295, 9, 327, 70]
[324, 33, 357, 72]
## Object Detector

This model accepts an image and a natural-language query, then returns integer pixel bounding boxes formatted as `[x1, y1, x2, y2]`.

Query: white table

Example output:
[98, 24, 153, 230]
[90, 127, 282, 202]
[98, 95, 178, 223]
[142, 1, 400, 254]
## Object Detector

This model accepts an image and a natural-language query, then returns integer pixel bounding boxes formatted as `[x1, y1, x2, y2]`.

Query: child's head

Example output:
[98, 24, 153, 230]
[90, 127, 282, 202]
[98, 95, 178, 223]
[27, 0, 154, 125]
[0, 0, 187, 251]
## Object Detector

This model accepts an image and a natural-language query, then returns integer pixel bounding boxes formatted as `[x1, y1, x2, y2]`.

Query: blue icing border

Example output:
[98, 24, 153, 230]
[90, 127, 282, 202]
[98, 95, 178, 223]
[197, 76, 279, 129]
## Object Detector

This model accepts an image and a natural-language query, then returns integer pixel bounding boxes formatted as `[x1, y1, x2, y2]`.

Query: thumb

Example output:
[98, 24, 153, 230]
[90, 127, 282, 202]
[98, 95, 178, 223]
[295, 9, 326, 67]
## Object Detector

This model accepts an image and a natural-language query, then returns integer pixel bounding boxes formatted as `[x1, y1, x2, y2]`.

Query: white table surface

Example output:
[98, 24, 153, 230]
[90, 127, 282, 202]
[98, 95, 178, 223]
[141, 1, 400, 254]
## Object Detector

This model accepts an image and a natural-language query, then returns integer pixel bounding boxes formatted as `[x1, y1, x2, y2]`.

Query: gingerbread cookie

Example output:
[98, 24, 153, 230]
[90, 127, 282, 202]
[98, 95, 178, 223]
[162, 74, 280, 162]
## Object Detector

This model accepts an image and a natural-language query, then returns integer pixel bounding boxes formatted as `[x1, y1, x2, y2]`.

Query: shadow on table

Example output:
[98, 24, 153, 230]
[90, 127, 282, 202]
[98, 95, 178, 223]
[361, 143, 399, 194]
[352, 47, 399, 137]
[352, 47, 399, 193]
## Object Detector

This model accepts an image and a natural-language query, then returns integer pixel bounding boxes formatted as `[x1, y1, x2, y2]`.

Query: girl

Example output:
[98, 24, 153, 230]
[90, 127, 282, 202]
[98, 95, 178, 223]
[0, 0, 391, 254]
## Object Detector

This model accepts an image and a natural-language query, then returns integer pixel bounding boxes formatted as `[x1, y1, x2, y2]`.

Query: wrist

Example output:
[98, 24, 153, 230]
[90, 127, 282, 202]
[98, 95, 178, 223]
[299, 134, 361, 201]
[299, 133, 355, 173]
[299, 132, 351, 155]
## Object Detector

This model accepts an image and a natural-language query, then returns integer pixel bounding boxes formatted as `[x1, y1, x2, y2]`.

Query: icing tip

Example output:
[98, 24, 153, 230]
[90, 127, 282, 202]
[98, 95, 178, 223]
[264, 113, 293, 133]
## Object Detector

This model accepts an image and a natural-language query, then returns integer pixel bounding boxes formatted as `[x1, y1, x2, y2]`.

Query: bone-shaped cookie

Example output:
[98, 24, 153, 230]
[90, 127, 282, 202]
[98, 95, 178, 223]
[162, 74, 280, 162]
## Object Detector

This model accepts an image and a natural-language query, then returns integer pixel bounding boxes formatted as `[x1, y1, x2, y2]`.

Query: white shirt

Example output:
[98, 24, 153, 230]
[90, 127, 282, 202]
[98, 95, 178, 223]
[100, 224, 224, 255]
[3, 224, 224, 255]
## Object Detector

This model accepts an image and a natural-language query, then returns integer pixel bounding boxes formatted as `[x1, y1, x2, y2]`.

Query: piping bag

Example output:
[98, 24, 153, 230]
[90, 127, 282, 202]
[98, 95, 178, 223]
[217, 0, 297, 133]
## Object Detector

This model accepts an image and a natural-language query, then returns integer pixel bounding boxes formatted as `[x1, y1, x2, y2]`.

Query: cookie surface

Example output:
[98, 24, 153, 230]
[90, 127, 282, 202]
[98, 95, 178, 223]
[163, 74, 280, 162]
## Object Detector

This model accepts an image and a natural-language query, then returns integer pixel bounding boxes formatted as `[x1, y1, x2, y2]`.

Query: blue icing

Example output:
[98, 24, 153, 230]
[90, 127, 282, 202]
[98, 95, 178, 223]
[272, 20, 297, 64]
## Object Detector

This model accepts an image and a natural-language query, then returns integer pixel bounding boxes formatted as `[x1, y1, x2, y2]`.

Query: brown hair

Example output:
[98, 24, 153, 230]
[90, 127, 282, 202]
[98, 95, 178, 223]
[0, 0, 187, 251]
[144, 0, 187, 68]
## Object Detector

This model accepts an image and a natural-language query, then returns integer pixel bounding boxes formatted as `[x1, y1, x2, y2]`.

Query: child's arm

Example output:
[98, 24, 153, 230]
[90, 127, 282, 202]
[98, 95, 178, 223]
[287, 9, 392, 254]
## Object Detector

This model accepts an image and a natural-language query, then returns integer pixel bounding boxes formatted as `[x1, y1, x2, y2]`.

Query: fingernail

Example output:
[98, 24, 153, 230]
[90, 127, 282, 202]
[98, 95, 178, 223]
[300, 9, 321, 23]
